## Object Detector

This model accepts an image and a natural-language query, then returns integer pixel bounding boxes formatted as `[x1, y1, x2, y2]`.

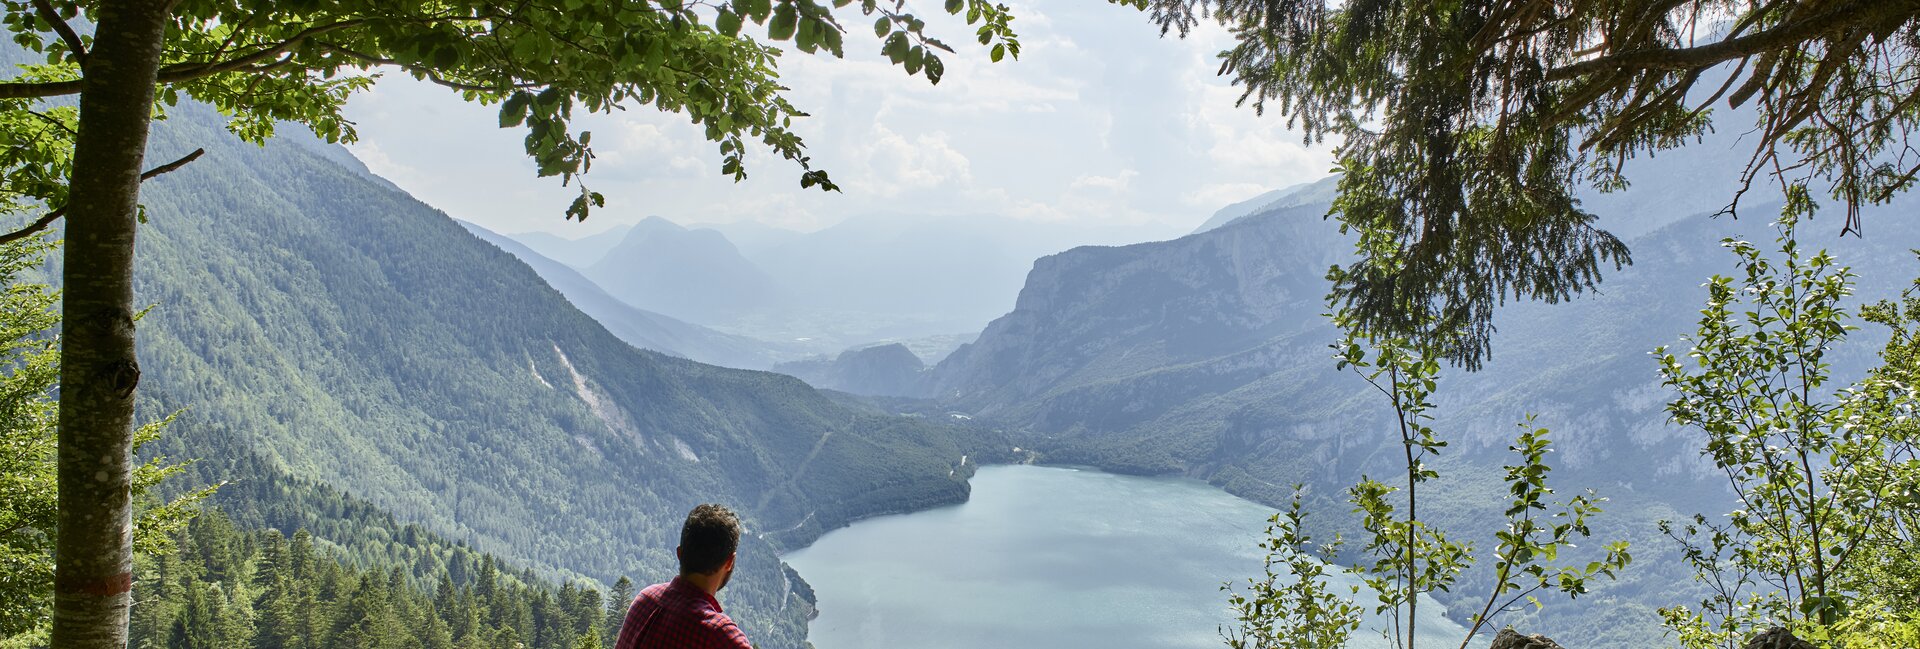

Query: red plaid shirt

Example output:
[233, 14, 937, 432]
[614, 576, 754, 649]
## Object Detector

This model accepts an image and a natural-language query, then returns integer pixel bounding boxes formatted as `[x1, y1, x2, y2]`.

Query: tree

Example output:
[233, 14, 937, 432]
[1118, 0, 1920, 368]
[1322, 315, 1627, 649]
[1221, 488, 1362, 649]
[1227, 274, 1630, 649]
[1656, 214, 1920, 647]
[0, 235, 205, 646]
[601, 576, 631, 648]
[0, 1, 1020, 647]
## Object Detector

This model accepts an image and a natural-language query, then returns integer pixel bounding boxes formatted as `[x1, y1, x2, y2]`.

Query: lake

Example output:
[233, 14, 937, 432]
[783, 464, 1468, 649]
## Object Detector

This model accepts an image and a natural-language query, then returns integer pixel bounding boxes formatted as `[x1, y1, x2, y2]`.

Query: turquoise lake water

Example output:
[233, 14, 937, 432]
[783, 464, 1468, 649]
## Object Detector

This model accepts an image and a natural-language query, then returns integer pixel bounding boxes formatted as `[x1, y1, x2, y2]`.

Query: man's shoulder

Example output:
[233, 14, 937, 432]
[637, 581, 672, 600]
[698, 610, 753, 648]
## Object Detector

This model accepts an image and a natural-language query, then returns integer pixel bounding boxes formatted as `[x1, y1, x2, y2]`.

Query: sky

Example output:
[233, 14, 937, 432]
[340, 2, 1338, 237]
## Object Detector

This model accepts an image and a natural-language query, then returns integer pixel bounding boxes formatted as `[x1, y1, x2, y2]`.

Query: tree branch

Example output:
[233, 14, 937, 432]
[32, 0, 87, 66]
[140, 148, 205, 179]
[0, 19, 367, 99]
[154, 20, 367, 83]
[317, 42, 543, 93]
[1545, 0, 1906, 81]
[0, 79, 83, 100]
[0, 148, 205, 246]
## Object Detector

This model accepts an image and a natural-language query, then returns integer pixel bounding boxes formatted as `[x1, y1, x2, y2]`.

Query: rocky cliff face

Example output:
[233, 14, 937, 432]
[925, 171, 1920, 498]
[931, 200, 1352, 425]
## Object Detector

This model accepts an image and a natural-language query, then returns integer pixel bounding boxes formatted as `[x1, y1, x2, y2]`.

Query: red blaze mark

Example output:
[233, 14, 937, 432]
[57, 572, 134, 597]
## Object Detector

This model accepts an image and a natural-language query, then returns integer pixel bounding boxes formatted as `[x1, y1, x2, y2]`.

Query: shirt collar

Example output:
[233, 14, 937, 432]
[669, 575, 724, 613]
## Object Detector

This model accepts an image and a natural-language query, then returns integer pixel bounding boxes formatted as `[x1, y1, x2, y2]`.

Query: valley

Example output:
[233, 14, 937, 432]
[5, 6, 1917, 649]
[108, 99, 1920, 649]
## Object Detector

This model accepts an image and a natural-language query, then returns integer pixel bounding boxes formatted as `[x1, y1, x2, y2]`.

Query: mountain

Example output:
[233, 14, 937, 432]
[582, 216, 785, 324]
[1189, 177, 1341, 234]
[921, 156, 1920, 642]
[772, 343, 930, 397]
[460, 220, 802, 370]
[125, 100, 1006, 649]
[509, 225, 633, 268]
[930, 199, 1349, 423]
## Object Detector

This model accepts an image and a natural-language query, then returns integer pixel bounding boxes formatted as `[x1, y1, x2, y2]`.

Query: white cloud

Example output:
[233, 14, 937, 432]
[846, 125, 973, 197]
[345, 141, 418, 186]
[1070, 169, 1138, 192]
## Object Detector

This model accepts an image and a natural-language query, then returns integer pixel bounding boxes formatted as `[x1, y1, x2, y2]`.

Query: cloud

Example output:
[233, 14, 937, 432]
[846, 124, 973, 197]
[1070, 169, 1138, 192]
[340, 2, 1338, 238]
[345, 141, 418, 186]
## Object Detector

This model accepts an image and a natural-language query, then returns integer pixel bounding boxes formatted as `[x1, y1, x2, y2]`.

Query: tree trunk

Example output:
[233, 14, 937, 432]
[50, 3, 171, 648]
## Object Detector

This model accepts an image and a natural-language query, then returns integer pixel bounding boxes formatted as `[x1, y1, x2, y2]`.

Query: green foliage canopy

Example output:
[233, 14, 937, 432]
[0, 0, 1020, 220]
[1119, 0, 1920, 368]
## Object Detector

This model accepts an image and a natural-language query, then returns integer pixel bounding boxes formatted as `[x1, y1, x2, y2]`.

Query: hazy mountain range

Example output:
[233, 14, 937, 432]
[502, 209, 1187, 353]
[459, 221, 805, 370]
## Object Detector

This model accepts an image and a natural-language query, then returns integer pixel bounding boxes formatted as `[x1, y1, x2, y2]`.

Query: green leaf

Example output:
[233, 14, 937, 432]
[796, 16, 817, 50]
[499, 92, 533, 128]
[769, 3, 797, 40]
[716, 10, 742, 36]
[905, 45, 924, 74]
[990, 42, 1004, 62]
[874, 17, 890, 38]
[742, 0, 773, 22]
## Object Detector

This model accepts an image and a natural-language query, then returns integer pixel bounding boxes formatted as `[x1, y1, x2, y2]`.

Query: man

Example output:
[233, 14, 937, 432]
[615, 504, 755, 649]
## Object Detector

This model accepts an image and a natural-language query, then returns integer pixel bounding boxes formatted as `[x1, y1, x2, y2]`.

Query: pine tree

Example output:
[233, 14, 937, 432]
[601, 577, 632, 648]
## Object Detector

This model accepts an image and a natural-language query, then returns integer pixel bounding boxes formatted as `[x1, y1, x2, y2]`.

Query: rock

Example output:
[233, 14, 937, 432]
[1744, 627, 1816, 649]
[1489, 628, 1566, 649]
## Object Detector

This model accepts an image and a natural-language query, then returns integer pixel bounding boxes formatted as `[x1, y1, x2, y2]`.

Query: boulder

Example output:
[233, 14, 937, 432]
[1489, 628, 1566, 649]
[1744, 627, 1816, 649]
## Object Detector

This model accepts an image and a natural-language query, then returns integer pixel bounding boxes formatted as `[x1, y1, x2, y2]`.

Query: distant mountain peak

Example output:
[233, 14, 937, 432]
[632, 214, 689, 231]
[1191, 176, 1340, 234]
[584, 213, 782, 324]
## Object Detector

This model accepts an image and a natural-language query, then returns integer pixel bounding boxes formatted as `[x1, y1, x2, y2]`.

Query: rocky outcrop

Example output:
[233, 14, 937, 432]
[1489, 629, 1566, 649]
[1743, 627, 1816, 649]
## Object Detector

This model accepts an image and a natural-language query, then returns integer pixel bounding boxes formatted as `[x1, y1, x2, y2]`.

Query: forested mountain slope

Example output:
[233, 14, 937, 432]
[929, 197, 1352, 425]
[133, 455, 634, 649]
[124, 101, 1003, 649]
[772, 343, 930, 398]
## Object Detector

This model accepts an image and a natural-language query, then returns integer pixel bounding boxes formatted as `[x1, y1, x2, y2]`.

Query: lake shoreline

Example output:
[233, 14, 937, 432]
[780, 464, 1470, 649]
